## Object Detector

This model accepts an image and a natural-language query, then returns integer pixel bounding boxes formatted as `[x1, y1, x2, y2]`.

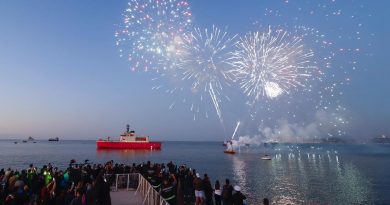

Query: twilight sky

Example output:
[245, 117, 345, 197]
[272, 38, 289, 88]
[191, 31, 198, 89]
[0, 0, 389, 141]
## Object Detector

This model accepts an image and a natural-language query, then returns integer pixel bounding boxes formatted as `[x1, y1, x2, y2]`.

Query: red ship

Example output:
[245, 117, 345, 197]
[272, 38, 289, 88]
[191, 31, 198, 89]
[96, 124, 161, 150]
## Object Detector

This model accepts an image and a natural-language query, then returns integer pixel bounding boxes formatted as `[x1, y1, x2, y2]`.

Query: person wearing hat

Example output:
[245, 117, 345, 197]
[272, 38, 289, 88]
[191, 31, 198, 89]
[232, 185, 246, 205]
[193, 172, 205, 205]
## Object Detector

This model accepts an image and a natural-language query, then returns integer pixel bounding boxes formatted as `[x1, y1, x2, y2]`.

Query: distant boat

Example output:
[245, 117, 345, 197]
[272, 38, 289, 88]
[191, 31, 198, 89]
[372, 135, 390, 144]
[28, 136, 35, 141]
[14, 141, 18, 144]
[48, 137, 59, 141]
[224, 141, 235, 154]
[261, 155, 272, 160]
[224, 150, 236, 154]
[22, 140, 27, 143]
[264, 140, 278, 147]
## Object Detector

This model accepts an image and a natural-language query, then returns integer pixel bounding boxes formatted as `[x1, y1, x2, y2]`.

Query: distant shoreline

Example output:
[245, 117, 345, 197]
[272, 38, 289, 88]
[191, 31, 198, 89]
[0, 138, 389, 145]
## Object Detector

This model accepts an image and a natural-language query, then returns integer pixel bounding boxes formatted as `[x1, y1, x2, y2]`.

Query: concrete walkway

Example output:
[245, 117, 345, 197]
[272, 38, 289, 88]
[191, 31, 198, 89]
[111, 190, 144, 205]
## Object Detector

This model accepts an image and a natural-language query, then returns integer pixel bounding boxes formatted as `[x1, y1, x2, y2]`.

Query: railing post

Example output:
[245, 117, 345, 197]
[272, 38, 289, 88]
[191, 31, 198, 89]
[127, 174, 130, 190]
[135, 173, 140, 195]
[115, 174, 118, 191]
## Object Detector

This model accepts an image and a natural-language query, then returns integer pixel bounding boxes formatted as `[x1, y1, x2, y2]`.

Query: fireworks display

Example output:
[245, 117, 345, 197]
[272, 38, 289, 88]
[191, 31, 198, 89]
[116, 0, 371, 139]
[167, 26, 237, 123]
[115, 0, 192, 72]
[227, 28, 316, 102]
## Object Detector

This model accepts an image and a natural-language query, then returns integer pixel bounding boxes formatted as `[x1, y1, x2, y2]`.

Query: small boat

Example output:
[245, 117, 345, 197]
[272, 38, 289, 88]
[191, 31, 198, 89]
[261, 155, 272, 160]
[224, 140, 236, 154]
[22, 140, 27, 143]
[48, 137, 59, 141]
[224, 150, 236, 154]
[28, 136, 35, 141]
[14, 141, 18, 144]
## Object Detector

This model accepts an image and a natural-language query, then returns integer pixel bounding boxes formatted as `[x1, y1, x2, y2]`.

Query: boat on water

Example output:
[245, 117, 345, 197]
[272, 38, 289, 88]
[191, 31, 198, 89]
[261, 155, 272, 160]
[372, 135, 390, 144]
[224, 141, 236, 154]
[28, 136, 35, 141]
[263, 140, 278, 147]
[96, 124, 161, 150]
[224, 150, 236, 154]
[48, 137, 59, 141]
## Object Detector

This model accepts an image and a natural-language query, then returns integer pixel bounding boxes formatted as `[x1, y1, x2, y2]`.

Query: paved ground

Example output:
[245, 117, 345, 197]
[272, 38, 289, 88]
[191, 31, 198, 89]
[111, 190, 144, 205]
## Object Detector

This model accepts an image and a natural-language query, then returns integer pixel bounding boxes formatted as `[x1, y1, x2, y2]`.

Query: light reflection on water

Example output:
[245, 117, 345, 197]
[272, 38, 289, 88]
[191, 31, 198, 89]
[232, 155, 248, 193]
[233, 146, 372, 204]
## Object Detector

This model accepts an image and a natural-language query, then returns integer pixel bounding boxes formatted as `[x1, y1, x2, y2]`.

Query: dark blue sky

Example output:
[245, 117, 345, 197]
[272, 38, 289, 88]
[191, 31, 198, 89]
[0, 0, 388, 140]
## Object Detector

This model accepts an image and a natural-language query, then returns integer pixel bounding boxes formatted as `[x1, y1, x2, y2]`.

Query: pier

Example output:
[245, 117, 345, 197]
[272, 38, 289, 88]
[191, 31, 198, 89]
[109, 173, 170, 205]
[111, 190, 143, 205]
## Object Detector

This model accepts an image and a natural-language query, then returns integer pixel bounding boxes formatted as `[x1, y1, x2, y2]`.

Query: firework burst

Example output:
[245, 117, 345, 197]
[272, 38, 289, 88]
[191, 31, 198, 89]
[161, 26, 237, 123]
[115, 0, 192, 72]
[227, 27, 317, 103]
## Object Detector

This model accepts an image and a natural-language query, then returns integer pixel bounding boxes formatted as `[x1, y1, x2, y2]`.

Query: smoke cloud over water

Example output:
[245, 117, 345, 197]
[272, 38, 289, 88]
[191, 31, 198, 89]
[235, 109, 348, 145]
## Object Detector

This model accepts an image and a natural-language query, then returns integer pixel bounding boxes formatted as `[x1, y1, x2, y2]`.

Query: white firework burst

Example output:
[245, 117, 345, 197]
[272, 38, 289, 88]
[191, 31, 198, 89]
[227, 27, 316, 103]
[115, 0, 192, 72]
[163, 26, 237, 123]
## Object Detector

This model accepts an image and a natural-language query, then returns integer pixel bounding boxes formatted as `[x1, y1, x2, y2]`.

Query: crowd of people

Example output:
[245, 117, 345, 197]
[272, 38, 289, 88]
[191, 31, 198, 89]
[0, 160, 113, 205]
[136, 161, 249, 205]
[0, 160, 269, 205]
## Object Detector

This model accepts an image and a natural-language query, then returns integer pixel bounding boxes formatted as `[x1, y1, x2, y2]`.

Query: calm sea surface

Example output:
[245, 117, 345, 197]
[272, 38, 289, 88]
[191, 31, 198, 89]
[0, 140, 389, 204]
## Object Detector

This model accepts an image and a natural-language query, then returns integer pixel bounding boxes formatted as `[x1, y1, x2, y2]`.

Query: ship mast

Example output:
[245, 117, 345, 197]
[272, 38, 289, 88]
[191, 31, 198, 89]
[126, 124, 130, 133]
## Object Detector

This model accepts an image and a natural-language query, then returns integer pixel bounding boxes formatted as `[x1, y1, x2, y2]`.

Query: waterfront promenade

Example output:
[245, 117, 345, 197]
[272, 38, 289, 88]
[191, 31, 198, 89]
[111, 190, 144, 205]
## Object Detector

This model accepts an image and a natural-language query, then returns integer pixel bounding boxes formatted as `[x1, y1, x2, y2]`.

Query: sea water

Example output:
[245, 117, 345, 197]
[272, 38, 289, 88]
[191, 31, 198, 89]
[0, 140, 389, 204]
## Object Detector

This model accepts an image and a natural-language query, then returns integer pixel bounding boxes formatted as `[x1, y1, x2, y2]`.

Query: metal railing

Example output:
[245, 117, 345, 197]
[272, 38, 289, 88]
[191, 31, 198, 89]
[135, 174, 170, 205]
[109, 173, 170, 205]
[110, 173, 139, 191]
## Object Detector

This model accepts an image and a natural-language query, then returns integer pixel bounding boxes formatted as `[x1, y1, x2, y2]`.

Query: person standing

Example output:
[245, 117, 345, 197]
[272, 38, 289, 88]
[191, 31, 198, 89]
[232, 186, 246, 205]
[222, 179, 233, 205]
[193, 173, 204, 205]
[203, 174, 213, 205]
[214, 180, 222, 205]
[160, 177, 177, 205]
[183, 171, 194, 204]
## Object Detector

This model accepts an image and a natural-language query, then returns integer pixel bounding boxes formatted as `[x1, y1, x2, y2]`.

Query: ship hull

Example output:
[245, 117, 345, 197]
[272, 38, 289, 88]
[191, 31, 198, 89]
[96, 141, 161, 150]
